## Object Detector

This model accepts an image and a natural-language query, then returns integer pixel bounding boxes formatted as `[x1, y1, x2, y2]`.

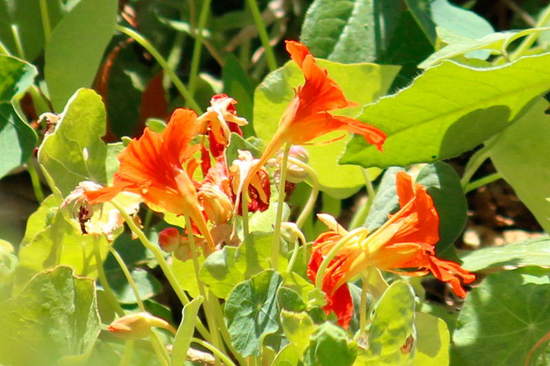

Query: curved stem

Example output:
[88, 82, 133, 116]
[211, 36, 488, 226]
[27, 159, 45, 202]
[111, 201, 211, 341]
[287, 157, 320, 229]
[464, 172, 502, 193]
[191, 338, 237, 366]
[286, 227, 306, 273]
[511, 5, 550, 60]
[244, 0, 277, 72]
[188, 0, 212, 96]
[272, 144, 290, 269]
[460, 146, 492, 189]
[116, 25, 202, 113]
[93, 238, 125, 316]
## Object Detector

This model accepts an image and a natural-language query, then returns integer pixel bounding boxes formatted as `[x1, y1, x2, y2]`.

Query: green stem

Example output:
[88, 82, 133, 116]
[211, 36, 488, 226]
[460, 146, 492, 189]
[39, 0, 52, 42]
[464, 172, 502, 193]
[349, 170, 376, 230]
[149, 330, 170, 366]
[209, 298, 247, 366]
[511, 5, 550, 60]
[242, 187, 250, 242]
[27, 159, 45, 202]
[191, 338, 237, 366]
[286, 227, 306, 273]
[111, 201, 212, 341]
[188, 0, 212, 96]
[244, 0, 277, 72]
[143, 209, 154, 235]
[93, 238, 125, 316]
[119, 340, 134, 366]
[10, 25, 25, 59]
[116, 25, 202, 112]
[287, 157, 320, 229]
[272, 144, 290, 269]
[359, 274, 369, 334]
[29, 85, 51, 115]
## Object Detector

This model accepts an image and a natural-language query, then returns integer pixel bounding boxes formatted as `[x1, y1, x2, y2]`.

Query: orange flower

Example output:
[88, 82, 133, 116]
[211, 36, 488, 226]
[85, 108, 215, 251]
[307, 172, 475, 328]
[258, 41, 386, 168]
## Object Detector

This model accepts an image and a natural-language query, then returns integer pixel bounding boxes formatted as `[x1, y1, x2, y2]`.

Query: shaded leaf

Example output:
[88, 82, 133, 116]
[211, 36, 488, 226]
[45, 0, 117, 111]
[452, 268, 550, 365]
[413, 312, 450, 366]
[489, 97, 550, 233]
[223, 54, 254, 134]
[0, 55, 37, 102]
[0, 266, 101, 365]
[303, 322, 357, 366]
[342, 54, 550, 168]
[225, 270, 283, 357]
[171, 297, 203, 366]
[0, 103, 37, 178]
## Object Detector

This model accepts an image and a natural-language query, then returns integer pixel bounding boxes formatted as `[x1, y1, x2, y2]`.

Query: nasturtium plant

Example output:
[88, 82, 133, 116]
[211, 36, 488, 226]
[1, 1, 550, 365]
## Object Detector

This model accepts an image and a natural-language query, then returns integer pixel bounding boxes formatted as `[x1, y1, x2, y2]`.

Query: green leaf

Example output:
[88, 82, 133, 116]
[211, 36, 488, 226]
[420, 28, 550, 69]
[416, 162, 466, 257]
[200, 233, 287, 298]
[0, 103, 37, 178]
[171, 297, 204, 366]
[45, 0, 117, 111]
[108, 268, 162, 304]
[254, 59, 399, 197]
[301, 0, 402, 63]
[223, 54, 254, 133]
[38, 88, 108, 196]
[281, 310, 317, 354]
[226, 132, 262, 165]
[413, 312, 450, 366]
[430, 0, 493, 40]
[489, 97, 550, 233]
[0, 266, 101, 365]
[358, 280, 416, 365]
[225, 270, 283, 357]
[0, 0, 66, 61]
[0, 55, 37, 102]
[364, 167, 404, 231]
[171, 254, 205, 298]
[341, 53, 550, 168]
[16, 200, 109, 286]
[460, 236, 550, 272]
[273, 344, 301, 366]
[303, 322, 357, 366]
[452, 268, 550, 365]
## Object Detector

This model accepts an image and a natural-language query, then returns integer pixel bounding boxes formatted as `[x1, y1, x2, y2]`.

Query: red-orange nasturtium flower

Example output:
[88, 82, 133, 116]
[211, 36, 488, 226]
[85, 109, 216, 252]
[307, 172, 476, 329]
[256, 40, 387, 170]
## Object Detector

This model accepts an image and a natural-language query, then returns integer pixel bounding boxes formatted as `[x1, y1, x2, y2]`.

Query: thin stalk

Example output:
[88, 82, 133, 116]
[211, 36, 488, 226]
[111, 201, 212, 341]
[511, 5, 550, 60]
[244, 0, 277, 71]
[460, 146, 492, 189]
[287, 157, 320, 229]
[149, 330, 170, 366]
[143, 209, 154, 235]
[93, 238, 125, 316]
[116, 25, 202, 112]
[209, 298, 247, 366]
[349, 170, 376, 230]
[359, 274, 369, 334]
[188, 0, 212, 96]
[464, 172, 502, 193]
[241, 188, 250, 242]
[119, 340, 134, 366]
[191, 338, 237, 366]
[28, 85, 51, 115]
[10, 25, 25, 59]
[185, 217, 226, 362]
[27, 159, 45, 202]
[271, 144, 290, 269]
[39, 0, 52, 42]
[286, 228, 306, 273]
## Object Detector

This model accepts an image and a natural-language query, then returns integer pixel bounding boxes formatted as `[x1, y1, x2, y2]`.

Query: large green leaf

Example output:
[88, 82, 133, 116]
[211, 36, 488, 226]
[171, 297, 203, 366]
[254, 59, 399, 197]
[0, 266, 101, 365]
[225, 270, 283, 357]
[0, 55, 37, 102]
[416, 162, 466, 257]
[342, 53, 550, 169]
[303, 322, 357, 366]
[45, 0, 117, 111]
[452, 268, 550, 365]
[460, 236, 550, 272]
[357, 280, 416, 365]
[413, 312, 450, 366]
[489, 97, 550, 233]
[0, 0, 66, 61]
[0, 104, 37, 178]
[16, 196, 109, 285]
[38, 88, 108, 196]
[301, 0, 401, 63]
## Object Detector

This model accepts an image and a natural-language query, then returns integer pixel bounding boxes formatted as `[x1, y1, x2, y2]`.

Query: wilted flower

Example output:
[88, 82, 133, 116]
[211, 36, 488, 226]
[106, 312, 175, 339]
[230, 150, 270, 214]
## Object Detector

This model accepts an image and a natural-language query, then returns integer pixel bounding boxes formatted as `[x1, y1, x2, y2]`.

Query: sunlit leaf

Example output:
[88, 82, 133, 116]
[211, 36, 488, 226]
[303, 322, 357, 366]
[413, 312, 450, 366]
[171, 297, 203, 366]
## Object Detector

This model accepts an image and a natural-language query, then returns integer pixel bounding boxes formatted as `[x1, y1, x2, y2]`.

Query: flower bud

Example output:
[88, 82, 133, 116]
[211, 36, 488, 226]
[198, 183, 233, 224]
[158, 227, 181, 252]
[107, 312, 175, 340]
[285, 145, 309, 184]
